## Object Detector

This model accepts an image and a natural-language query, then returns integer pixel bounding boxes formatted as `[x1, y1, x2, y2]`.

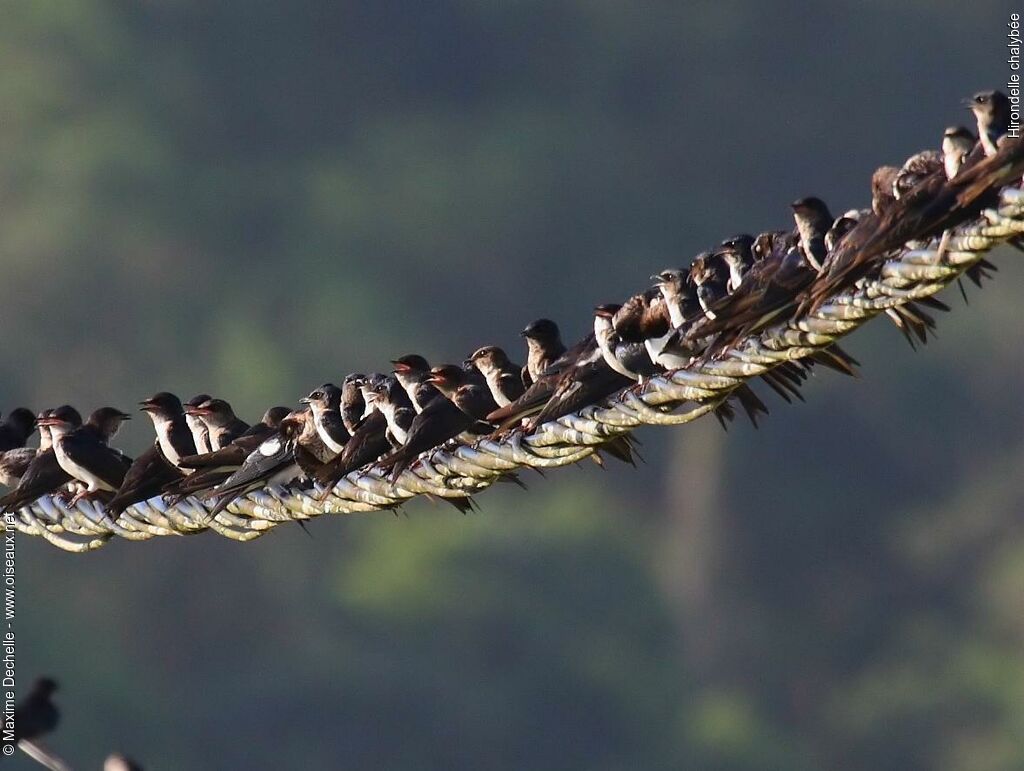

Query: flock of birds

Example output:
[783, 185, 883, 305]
[1, 89, 1021, 522]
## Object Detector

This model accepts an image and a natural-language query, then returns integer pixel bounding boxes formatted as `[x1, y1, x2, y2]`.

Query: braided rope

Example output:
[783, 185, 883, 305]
[11, 186, 1024, 552]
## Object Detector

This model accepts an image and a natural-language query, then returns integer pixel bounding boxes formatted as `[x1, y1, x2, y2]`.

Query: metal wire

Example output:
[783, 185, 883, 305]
[11, 187, 1024, 552]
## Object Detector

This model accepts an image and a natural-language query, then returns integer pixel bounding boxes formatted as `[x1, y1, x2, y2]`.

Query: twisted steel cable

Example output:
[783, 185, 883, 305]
[10, 186, 1024, 553]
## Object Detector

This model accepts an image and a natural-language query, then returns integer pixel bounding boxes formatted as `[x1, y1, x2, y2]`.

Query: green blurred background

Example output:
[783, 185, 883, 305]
[5, 1, 1024, 768]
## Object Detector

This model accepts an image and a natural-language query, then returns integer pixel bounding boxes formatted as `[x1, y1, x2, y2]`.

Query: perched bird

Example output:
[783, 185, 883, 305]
[183, 394, 213, 454]
[527, 342, 634, 431]
[0, 410, 48, 489]
[301, 384, 350, 455]
[43, 406, 132, 506]
[652, 268, 702, 329]
[811, 127, 1024, 308]
[186, 398, 249, 450]
[870, 166, 900, 216]
[594, 304, 661, 382]
[165, 406, 291, 500]
[14, 677, 59, 742]
[967, 89, 1011, 157]
[893, 150, 943, 199]
[690, 251, 730, 318]
[467, 346, 525, 407]
[138, 392, 197, 468]
[685, 238, 814, 348]
[484, 333, 601, 429]
[612, 287, 672, 343]
[377, 387, 489, 481]
[0, 409, 79, 512]
[204, 410, 313, 515]
[12, 676, 67, 771]
[366, 375, 416, 446]
[623, 277, 696, 371]
[314, 408, 391, 492]
[428, 365, 499, 421]
[520, 319, 566, 387]
[177, 407, 291, 472]
[942, 126, 976, 179]
[0, 408, 36, 452]
[107, 442, 182, 517]
[790, 196, 834, 272]
[391, 354, 441, 412]
[718, 234, 756, 292]
[340, 373, 367, 435]
[825, 210, 863, 253]
[0, 446, 37, 489]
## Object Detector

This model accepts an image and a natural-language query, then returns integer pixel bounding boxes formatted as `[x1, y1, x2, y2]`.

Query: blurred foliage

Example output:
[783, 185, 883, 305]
[4, 1, 1024, 769]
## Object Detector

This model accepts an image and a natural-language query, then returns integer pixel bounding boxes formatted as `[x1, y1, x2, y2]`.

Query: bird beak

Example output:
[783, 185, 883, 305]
[138, 400, 155, 412]
[299, 397, 312, 405]
[119, 413, 132, 421]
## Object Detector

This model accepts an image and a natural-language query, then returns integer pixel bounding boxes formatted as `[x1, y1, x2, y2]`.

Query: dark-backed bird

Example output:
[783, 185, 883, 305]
[893, 150, 943, 199]
[652, 268, 702, 329]
[138, 392, 197, 468]
[612, 287, 672, 343]
[340, 373, 367, 435]
[164, 406, 290, 500]
[204, 410, 313, 515]
[790, 196, 833, 272]
[0, 410, 47, 489]
[43, 406, 133, 506]
[425, 364, 493, 415]
[391, 354, 441, 412]
[377, 383, 492, 481]
[520, 319, 566, 387]
[0, 408, 35, 452]
[186, 398, 249, 450]
[594, 304, 661, 382]
[719, 234, 756, 292]
[468, 346, 525, 407]
[871, 166, 900, 216]
[366, 375, 416, 447]
[14, 677, 59, 742]
[967, 89, 1011, 156]
[942, 126, 976, 179]
[107, 442, 182, 517]
[428, 365, 499, 421]
[0, 446, 37, 489]
[526, 342, 633, 431]
[314, 406, 391, 492]
[825, 210, 864, 253]
[690, 251, 730, 318]
[684, 235, 814, 349]
[811, 130, 1024, 308]
[0, 409, 79, 512]
[183, 394, 212, 454]
[485, 333, 601, 429]
[301, 384, 350, 456]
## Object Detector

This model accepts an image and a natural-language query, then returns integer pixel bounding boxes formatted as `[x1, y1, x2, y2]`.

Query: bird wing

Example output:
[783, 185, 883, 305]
[108, 443, 182, 515]
[61, 433, 132, 488]
[0, 451, 69, 511]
